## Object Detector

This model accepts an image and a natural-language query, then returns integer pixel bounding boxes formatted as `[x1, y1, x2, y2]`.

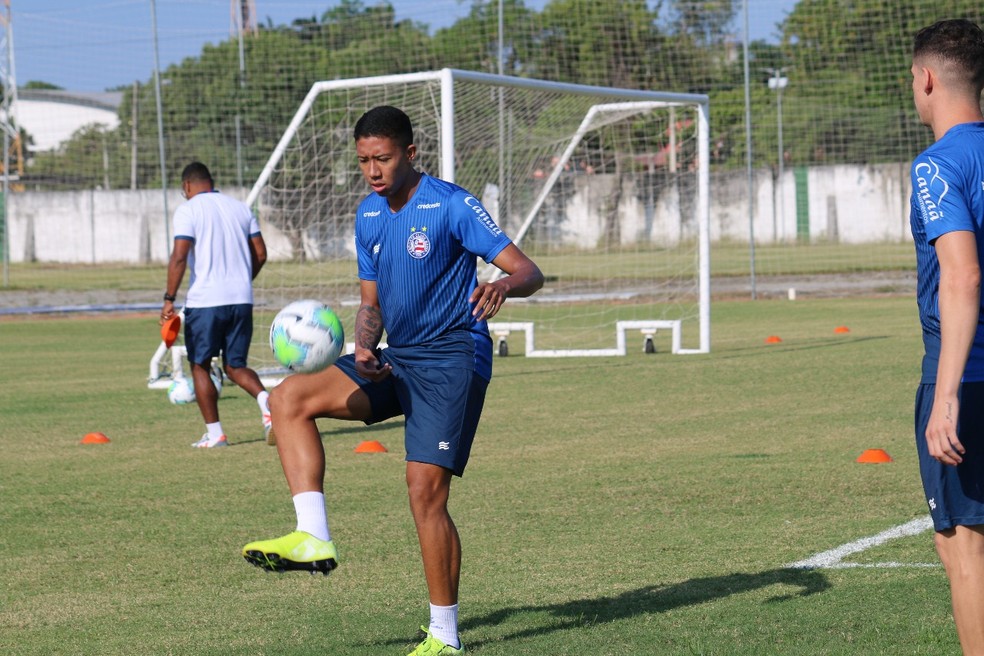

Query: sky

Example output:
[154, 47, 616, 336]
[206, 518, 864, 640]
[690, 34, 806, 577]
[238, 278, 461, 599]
[11, 0, 799, 93]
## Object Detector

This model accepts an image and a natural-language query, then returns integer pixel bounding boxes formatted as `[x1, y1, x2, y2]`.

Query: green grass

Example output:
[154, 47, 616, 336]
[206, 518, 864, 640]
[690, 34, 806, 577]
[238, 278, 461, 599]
[0, 295, 959, 655]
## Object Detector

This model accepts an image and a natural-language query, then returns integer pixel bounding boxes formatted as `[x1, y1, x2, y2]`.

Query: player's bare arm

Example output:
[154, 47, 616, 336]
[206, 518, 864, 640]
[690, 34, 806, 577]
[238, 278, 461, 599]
[161, 238, 192, 323]
[353, 279, 392, 380]
[926, 230, 981, 465]
[470, 244, 544, 321]
[249, 235, 267, 280]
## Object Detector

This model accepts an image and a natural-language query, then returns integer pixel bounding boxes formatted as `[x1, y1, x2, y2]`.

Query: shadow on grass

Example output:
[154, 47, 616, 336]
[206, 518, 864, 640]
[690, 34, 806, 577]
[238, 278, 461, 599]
[459, 568, 830, 647]
[715, 335, 889, 359]
[230, 418, 404, 445]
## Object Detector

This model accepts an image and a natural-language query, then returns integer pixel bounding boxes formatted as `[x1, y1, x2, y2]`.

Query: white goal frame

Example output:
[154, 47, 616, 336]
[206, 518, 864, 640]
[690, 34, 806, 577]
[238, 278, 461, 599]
[248, 68, 710, 356]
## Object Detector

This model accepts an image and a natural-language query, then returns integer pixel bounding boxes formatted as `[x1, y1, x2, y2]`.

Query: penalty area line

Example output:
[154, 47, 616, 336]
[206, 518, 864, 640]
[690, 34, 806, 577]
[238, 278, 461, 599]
[787, 516, 937, 570]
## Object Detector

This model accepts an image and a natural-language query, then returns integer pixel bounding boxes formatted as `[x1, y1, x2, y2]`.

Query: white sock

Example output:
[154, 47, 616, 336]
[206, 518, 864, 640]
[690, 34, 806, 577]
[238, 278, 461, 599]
[257, 391, 270, 420]
[293, 491, 331, 542]
[429, 603, 459, 649]
[206, 422, 224, 440]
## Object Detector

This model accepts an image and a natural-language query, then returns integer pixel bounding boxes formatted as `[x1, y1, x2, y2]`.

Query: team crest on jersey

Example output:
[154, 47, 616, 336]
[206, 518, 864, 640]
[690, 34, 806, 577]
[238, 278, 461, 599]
[407, 230, 431, 259]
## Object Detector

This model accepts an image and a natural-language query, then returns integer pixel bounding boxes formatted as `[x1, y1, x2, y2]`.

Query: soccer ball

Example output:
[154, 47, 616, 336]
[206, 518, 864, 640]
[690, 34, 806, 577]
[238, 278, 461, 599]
[269, 299, 345, 373]
[166, 365, 223, 405]
[167, 377, 196, 404]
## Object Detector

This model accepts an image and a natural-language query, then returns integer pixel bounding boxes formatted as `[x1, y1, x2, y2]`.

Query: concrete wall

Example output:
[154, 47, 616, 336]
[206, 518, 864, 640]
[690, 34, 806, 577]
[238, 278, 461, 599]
[4, 163, 914, 264]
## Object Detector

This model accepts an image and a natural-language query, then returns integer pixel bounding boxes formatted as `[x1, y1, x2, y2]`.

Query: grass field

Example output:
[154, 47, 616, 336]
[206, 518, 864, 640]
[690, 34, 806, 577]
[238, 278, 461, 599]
[0, 293, 959, 655]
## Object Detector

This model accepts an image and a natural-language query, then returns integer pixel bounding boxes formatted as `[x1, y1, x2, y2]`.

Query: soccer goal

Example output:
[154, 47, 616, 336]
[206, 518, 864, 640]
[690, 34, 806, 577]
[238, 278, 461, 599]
[247, 68, 709, 370]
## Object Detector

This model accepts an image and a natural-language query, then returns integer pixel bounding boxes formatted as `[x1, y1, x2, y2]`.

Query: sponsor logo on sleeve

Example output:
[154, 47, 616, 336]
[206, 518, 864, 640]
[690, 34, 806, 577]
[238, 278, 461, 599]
[914, 158, 949, 224]
[464, 196, 503, 236]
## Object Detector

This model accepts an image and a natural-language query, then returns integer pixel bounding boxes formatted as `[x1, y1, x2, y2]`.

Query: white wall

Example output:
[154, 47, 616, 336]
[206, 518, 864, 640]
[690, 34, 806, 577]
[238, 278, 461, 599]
[4, 163, 915, 264]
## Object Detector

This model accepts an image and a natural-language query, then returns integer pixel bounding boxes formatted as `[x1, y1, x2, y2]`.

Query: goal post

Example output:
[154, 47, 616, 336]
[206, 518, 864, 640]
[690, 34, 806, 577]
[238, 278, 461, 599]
[246, 68, 709, 371]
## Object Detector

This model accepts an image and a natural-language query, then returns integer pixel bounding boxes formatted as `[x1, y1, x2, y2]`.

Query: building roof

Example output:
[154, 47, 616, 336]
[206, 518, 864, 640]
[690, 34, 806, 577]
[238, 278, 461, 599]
[12, 89, 124, 152]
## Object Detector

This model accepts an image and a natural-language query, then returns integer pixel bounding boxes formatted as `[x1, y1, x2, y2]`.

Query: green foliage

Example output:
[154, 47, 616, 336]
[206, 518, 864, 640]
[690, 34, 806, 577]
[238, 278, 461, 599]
[21, 0, 984, 189]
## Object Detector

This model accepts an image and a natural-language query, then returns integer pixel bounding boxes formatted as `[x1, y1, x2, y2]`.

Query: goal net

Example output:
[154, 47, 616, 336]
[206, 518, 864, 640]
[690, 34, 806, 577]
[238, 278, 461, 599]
[247, 68, 709, 375]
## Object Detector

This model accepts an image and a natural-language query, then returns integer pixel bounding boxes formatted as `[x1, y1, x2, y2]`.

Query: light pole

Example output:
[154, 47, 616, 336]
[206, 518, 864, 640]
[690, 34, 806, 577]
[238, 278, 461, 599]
[766, 67, 788, 241]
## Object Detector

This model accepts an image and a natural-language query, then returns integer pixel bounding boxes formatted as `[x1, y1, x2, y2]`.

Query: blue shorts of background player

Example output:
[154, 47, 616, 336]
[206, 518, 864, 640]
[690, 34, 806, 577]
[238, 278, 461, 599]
[333, 349, 488, 476]
[183, 304, 254, 367]
[915, 382, 984, 531]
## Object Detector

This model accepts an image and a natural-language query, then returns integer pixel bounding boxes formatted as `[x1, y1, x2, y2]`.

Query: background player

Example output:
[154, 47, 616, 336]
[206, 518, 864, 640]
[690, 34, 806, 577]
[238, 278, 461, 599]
[160, 162, 273, 448]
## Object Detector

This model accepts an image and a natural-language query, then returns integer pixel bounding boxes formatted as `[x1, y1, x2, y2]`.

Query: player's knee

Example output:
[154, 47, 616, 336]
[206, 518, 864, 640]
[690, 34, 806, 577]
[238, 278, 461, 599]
[405, 465, 450, 512]
[269, 376, 323, 419]
[268, 381, 302, 419]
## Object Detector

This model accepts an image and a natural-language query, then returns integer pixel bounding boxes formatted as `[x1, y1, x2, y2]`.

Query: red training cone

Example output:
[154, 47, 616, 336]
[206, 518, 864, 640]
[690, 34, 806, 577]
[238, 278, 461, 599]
[355, 440, 387, 453]
[856, 448, 893, 463]
[81, 432, 111, 444]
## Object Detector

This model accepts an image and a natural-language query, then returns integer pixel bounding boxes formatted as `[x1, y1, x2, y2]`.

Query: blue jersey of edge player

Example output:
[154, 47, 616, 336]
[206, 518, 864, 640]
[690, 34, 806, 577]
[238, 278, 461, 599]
[910, 122, 984, 384]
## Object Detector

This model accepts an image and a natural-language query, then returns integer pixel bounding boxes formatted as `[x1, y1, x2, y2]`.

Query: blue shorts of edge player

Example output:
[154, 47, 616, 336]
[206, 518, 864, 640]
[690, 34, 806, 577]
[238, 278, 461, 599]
[184, 304, 254, 367]
[334, 350, 488, 477]
[916, 382, 984, 531]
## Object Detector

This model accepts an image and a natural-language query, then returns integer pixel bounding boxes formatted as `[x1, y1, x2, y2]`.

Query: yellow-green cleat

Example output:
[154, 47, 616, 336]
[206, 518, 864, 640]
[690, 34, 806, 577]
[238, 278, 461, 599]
[407, 626, 464, 655]
[242, 530, 338, 576]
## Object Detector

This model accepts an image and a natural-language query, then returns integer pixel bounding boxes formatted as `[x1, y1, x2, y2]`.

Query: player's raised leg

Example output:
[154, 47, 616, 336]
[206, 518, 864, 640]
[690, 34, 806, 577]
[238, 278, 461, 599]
[242, 362, 371, 574]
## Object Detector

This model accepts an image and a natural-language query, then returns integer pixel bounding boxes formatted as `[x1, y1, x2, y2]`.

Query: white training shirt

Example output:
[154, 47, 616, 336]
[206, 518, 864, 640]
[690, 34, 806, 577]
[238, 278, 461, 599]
[172, 190, 261, 308]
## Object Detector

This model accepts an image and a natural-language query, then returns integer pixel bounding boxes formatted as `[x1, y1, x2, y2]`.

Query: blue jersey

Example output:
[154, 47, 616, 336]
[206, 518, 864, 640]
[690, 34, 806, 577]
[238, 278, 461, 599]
[355, 174, 511, 379]
[910, 122, 984, 383]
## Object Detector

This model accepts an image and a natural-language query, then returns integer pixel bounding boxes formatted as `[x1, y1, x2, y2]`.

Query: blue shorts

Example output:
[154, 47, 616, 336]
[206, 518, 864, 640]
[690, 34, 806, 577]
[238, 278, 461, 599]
[334, 351, 488, 477]
[183, 304, 254, 368]
[915, 382, 984, 531]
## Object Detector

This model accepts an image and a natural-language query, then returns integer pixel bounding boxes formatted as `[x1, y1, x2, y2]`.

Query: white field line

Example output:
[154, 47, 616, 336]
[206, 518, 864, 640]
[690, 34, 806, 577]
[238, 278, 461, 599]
[787, 516, 938, 570]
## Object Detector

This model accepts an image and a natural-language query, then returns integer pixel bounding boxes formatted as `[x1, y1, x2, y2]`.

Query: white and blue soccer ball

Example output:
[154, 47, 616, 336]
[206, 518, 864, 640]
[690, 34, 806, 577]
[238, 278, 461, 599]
[167, 377, 196, 404]
[166, 365, 223, 405]
[209, 361, 224, 397]
[269, 299, 345, 374]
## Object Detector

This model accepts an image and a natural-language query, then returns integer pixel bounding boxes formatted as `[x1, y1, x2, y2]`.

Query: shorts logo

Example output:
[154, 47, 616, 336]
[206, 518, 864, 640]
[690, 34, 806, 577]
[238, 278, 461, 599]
[407, 230, 431, 259]
[438, 441, 450, 450]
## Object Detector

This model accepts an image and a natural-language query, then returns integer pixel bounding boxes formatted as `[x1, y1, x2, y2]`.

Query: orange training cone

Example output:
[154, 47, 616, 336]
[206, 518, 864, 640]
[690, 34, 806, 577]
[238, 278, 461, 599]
[81, 432, 111, 444]
[355, 440, 387, 453]
[856, 448, 893, 463]
[765, 335, 783, 344]
[160, 314, 181, 348]
[834, 326, 851, 334]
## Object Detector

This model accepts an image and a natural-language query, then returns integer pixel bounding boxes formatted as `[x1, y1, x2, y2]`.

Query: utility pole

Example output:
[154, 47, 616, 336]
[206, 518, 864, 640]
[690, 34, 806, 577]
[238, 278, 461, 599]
[0, 0, 19, 287]
[766, 67, 789, 241]
[232, 0, 255, 188]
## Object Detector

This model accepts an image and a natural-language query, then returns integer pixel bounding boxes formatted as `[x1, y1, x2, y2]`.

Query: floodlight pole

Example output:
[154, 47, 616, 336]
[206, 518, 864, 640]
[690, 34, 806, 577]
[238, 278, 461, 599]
[766, 67, 789, 241]
[235, 0, 245, 189]
[741, 0, 756, 299]
[150, 0, 170, 253]
[0, 0, 14, 287]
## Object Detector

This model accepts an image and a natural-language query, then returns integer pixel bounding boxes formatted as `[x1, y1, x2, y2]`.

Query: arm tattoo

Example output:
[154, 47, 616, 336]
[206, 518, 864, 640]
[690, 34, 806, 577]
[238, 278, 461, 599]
[356, 304, 384, 350]
[946, 401, 954, 423]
